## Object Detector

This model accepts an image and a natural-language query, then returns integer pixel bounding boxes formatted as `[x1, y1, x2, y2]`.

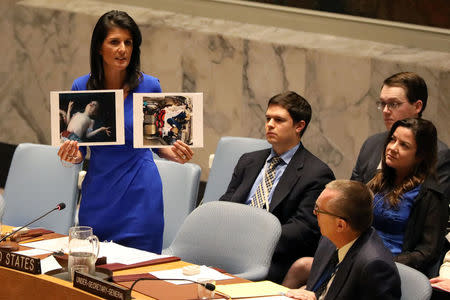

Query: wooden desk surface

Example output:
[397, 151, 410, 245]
[0, 226, 241, 299]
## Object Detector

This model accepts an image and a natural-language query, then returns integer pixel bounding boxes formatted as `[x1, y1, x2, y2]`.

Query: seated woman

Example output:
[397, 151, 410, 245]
[368, 118, 447, 275]
[282, 118, 447, 289]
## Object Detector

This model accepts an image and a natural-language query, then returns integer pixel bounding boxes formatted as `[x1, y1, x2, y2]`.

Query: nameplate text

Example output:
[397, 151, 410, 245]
[73, 271, 131, 300]
[0, 249, 41, 274]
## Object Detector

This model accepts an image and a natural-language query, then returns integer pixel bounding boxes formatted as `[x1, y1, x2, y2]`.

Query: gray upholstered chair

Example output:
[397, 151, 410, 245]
[155, 159, 201, 249]
[396, 262, 432, 300]
[2, 143, 81, 234]
[163, 201, 281, 281]
[202, 136, 270, 204]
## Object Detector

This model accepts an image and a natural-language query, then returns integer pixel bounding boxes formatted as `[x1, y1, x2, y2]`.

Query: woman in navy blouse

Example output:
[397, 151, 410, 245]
[368, 118, 447, 275]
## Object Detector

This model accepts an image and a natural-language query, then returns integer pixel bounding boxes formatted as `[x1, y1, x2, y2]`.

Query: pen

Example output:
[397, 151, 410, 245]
[19, 237, 45, 244]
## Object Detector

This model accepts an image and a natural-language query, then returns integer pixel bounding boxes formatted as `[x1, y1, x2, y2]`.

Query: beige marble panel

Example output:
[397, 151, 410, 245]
[303, 50, 372, 178]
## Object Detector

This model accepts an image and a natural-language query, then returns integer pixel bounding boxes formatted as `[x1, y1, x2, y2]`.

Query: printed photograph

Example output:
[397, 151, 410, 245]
[133, 93, 203, 148]
[50, 90, 125, 146]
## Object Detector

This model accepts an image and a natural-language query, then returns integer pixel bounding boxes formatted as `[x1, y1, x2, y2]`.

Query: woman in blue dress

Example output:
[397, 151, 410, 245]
[368, 118, 447, 275]
[57, 10, 193, 253]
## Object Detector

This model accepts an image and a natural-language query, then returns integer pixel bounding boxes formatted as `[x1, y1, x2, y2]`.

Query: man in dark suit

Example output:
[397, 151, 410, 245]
[351, 72, 449, 196]
[220, 91, 335, 283]
[286, 180, 401, 300]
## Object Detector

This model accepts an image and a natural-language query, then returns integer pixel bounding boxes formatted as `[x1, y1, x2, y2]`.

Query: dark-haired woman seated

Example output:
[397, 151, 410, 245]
[368, 118, 447, 275]
[282, 118, 447, 289]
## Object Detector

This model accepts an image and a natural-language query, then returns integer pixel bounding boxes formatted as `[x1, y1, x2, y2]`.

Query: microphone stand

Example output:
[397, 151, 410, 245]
[0, 203, 66, 251]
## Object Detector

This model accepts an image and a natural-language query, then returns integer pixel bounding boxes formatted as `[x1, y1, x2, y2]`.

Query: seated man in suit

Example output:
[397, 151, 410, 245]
[220, 91, 335, 283]
[351, 72, 449, 196]
[286, 180, 401, 300]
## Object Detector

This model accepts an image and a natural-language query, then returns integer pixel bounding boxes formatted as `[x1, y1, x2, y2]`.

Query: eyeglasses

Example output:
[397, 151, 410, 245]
[313, 204, 347, 221]
[376, 101, 405, 111]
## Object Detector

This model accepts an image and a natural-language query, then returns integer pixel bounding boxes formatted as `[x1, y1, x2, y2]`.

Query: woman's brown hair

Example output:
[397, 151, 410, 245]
[367, 118, 437, 207]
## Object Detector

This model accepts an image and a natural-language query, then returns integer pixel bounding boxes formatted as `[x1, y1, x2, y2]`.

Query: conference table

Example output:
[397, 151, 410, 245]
[0, 225, 247, 300]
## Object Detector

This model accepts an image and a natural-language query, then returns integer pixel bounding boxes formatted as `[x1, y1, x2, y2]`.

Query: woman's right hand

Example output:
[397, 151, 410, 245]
[58, 140, 83, 164]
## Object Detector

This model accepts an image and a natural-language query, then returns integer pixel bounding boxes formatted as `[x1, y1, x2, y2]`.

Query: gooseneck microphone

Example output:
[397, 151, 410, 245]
[128, 277, 216, 293]
[0, 202, 66, 243]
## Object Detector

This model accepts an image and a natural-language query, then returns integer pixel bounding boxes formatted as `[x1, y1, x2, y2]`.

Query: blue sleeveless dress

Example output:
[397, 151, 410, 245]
[72, 74, 164, 253]
[372, 185, 421, 255]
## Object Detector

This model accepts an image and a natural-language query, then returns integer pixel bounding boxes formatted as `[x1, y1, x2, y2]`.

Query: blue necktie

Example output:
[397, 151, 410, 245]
[312, 250, 339, 297]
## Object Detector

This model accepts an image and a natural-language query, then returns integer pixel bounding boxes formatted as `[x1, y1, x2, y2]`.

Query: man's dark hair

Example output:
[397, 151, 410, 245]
[87, 10, 142, 91]
[268, 91, 312, 137]
[383, 72, 428, 117]
[326, 180, 374, 233]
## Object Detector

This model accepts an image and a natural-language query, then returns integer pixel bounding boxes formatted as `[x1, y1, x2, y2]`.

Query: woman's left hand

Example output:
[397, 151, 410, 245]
[159, 140, 194, 164]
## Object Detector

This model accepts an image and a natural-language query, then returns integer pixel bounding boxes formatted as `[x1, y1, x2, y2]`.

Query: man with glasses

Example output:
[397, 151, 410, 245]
[285, 180, 401, 300]
[351, 72, 449, 196]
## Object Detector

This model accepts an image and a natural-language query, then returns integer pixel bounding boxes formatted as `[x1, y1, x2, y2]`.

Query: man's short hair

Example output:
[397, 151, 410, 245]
[383, 72, 428, 117]
[268, 91, 312, 137]
[326, 180, 373, 233]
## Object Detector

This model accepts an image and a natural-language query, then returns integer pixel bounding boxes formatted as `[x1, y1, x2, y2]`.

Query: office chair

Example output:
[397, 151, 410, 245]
[163, 201, 281, 281]
[202, 136, 270, 203]
[2, 143, 81, 234]
[155, 159, 201, 249]
[396, 262, 432, 300]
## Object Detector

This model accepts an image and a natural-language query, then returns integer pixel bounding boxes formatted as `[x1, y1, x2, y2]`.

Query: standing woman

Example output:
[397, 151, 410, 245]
[368, 118, 447, 275]
[58, 11, 193, 253]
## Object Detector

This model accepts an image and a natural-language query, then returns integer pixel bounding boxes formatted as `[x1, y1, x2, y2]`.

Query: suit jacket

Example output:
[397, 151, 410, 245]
[396, 177, 448, 275]
[306, 228, 401, 300]
[351, 132, 450, 196]
[220, 144, 335, 282]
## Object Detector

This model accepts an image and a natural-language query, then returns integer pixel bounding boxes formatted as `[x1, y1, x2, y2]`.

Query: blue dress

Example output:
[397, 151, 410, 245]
[372, 185, 421, 255]
[72, 74, 164, 253]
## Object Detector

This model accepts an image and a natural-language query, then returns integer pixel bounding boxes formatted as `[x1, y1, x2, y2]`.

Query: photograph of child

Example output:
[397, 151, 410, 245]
[133, 93, 203, 148]
[51, 90, 124, 146]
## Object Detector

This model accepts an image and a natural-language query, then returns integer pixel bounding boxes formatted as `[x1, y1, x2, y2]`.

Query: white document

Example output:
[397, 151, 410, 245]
[23, 237, 69, 253]
[14, 248, 52, 257]
[98, 241, 171, 265]
[149, 265, 233, 285]
[40, 255, 63, 274]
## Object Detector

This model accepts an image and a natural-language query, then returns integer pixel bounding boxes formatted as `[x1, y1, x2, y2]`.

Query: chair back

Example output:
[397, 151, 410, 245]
[163, 201, 281, 281]
[3, 143, 81, 234]
[155, 159, 201, 249]
[396, 262, 432, 300]
[202, 136, 270, 203]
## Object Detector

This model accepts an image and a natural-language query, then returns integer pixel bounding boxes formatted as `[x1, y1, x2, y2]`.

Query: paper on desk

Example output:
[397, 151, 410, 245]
[98, 241, 171, 265]
[150, 265, 233, 285]
[22, 236, 69, 253]
[14, 248, 52, 257]
[215, 281, 289, 298]
[40, 255, 62, 274]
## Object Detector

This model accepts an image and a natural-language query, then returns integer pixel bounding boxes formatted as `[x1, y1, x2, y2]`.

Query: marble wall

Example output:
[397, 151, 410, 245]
[1, 0, 449, 181]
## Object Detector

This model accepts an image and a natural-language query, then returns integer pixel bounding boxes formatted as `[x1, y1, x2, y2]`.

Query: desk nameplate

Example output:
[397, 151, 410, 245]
[0, 249, 41, 274]
[73, 271, 131, 300]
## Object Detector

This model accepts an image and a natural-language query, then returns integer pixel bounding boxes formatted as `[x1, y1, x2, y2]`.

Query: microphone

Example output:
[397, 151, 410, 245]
[0, 202, 66, 243]
[128, 277, 216, 293]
